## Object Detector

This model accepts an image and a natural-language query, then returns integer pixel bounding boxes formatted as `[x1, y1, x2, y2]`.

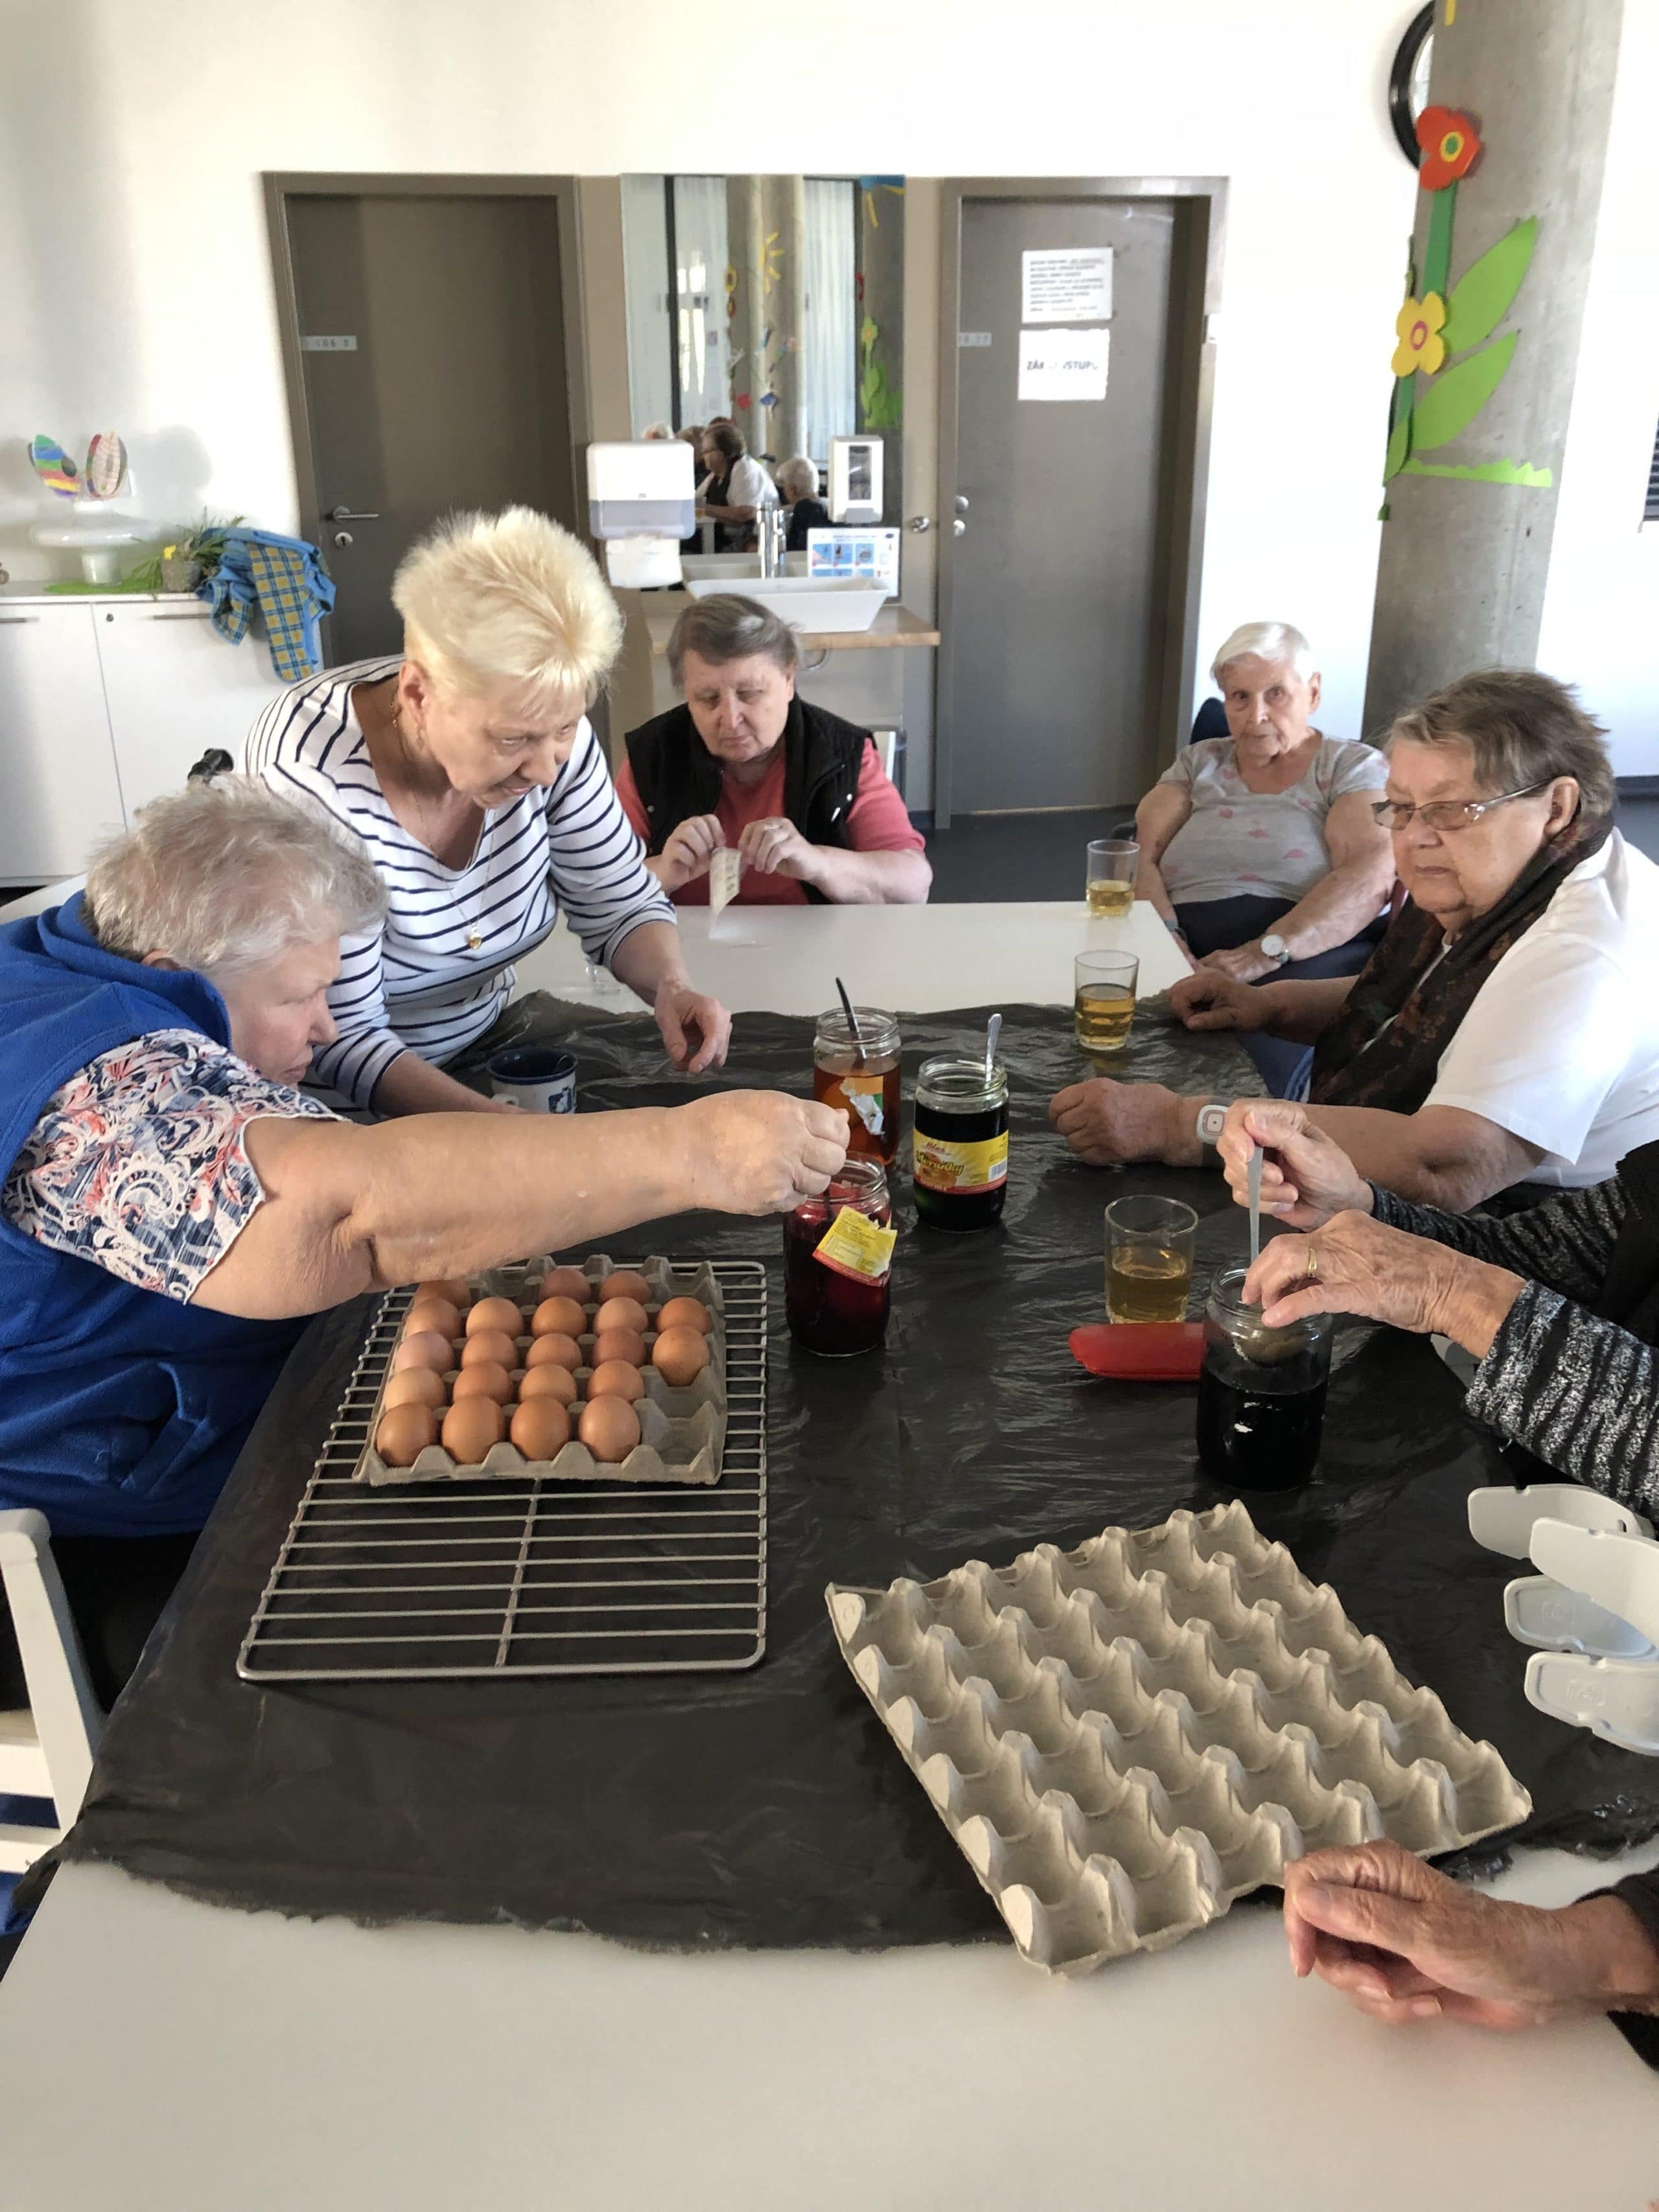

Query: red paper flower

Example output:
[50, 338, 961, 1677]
[735, 392, 751, 410]
[1417, 105, 1481, 191]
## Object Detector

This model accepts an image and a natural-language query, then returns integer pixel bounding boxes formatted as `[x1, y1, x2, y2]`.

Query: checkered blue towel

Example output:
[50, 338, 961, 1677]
[198, 528, 335, 682]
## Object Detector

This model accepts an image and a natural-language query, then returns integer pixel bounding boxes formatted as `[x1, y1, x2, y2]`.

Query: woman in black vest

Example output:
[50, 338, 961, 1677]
[1216, 1098, 1659, 1510]
[615, 595, 931, 907]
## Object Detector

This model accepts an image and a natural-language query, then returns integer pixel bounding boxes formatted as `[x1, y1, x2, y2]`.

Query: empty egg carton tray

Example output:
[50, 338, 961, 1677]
[357, 1253, 727, 1489]
[826, 1498, 1531, 1973]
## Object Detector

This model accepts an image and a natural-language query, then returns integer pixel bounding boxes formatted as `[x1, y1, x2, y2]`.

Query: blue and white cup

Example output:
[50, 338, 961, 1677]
[486, 1045, 577, 1113]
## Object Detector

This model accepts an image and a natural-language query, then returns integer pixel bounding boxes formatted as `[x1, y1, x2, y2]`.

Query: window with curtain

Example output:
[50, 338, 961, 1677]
[671, 175, 731, 432]
[802, 178, 856, 461]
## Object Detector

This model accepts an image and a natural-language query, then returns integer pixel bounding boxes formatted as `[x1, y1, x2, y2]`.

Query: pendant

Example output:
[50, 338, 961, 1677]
[467, 928, 482, 951]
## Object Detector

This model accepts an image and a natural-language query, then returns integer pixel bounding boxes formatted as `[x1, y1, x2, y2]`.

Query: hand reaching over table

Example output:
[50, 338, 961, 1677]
[654, 981, 732, 1074]
[1242, 1208, 1524, 1358]
[1168, 969, 1275, 1032]
[1284, 1838, 1659, 2032]
[684, 1091, 849, 1214]
[1049, 1078, 1197, 1167]
[1218, 1100, 1372, 1229]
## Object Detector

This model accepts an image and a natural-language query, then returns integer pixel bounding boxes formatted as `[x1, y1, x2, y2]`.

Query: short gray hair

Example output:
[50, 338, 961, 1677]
[84, 776, 386, 981]
[1389, 668, 1615, 822]
[1210, 621, 1316, 685]
[777, 456, 818, 500]
[667, 594, 800, 686]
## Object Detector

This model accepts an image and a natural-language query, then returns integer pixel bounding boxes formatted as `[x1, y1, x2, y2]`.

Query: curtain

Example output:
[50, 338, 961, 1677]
[670, 175, 731, 429]
[801, 178, 857, 463]
[620, 176, 675, 436]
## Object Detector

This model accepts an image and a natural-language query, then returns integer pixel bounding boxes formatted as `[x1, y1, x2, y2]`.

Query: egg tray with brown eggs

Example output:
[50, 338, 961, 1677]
[358, 1258, 728, 1489]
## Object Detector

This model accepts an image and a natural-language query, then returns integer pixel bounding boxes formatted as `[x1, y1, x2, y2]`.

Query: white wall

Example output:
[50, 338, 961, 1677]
[1536, 0, 1659, 777]
[3, 0, 1431, 763]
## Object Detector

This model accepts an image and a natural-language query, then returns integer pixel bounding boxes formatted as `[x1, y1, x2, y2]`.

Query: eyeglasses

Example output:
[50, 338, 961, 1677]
[1371, 780, 1551, 833]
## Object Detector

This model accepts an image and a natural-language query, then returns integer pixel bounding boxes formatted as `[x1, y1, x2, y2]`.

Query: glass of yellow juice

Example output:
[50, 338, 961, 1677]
[1085, 837, 1137, 917]
[1104, 1194, 1198, 1323]
[1074, 949, 1138, 1060]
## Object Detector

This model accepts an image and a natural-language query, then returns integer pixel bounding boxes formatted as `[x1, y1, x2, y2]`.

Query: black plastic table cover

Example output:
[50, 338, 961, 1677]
[47, 1001, 1659, 1946]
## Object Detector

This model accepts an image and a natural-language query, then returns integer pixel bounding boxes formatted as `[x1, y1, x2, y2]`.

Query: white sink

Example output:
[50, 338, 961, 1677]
[682, 575, 887, 633]
[680, 552, 809, 580]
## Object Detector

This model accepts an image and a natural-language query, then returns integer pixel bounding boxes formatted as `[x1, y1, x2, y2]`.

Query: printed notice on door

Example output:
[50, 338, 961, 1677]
[1021, 247, 1113, 324]
[1017, 327, 1109, 402]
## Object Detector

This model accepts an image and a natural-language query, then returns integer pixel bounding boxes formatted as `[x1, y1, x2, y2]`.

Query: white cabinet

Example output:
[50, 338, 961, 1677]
[0, 605, 126, 881]
[95, 601, 283, 819]
[0, 594, 285, 884]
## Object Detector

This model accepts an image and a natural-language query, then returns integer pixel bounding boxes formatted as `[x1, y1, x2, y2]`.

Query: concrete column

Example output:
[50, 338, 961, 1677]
[726, 174, 765, 453]
[1363, 0, 1623, 731]
[772, 172, 807, 466]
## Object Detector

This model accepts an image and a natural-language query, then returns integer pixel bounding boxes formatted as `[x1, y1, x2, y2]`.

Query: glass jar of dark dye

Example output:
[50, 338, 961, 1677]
[1196, 1266, 1334, 1492]
[911, 1056, 1009, 1231]
[784, 1158, 894, 1358]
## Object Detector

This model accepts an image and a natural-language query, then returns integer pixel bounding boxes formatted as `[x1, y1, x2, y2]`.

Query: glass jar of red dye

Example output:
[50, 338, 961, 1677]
[784, 1158, 895, 1358]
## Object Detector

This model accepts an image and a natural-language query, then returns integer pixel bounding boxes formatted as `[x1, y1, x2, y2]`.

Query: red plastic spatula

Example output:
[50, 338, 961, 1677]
[1069, 1323, 1205, 1382]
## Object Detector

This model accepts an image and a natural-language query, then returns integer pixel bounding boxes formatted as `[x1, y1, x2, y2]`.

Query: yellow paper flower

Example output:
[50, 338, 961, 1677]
[1392, 292, 1447, 378]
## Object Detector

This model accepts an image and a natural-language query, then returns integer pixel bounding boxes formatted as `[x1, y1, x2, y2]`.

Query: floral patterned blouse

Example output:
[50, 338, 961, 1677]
[1, 1030, 334, 1303]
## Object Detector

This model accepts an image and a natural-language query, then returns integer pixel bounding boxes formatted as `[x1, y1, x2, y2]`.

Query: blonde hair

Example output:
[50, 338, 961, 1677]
[85, 776, 386, 980]
[391, 506, 623, 710]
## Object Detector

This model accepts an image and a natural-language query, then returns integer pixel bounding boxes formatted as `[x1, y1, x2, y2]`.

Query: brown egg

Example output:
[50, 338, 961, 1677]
[393, 1330, 455, 1375]
[578, 1395, 641, 1463]
[652, 1326, 710, 1387]
[594, 1295, 649, 1338]
[519, 1363, 577, 1406]
[539, 1266, 592, 1304]
[510, 1398, 572, 1460]
[533, 1296, 588, 1340]
[599, 1270, 653, 1305]
[376, 1403, 439, 1467]
[442, 1396, 505, 1463]
[656, 1296, 713, 1337]
[461, 1328, 519, 1371]
[592, 1326, 647, 1369]
[524, 1331, 582, 1372]
[451, 1360, 513, 1404]
[416, 1277, 472, 1310]
[586, 1359, 645, 1404]
[467, 1296, 524, 1338]
[405, 1295, 463, 1341]
[382, 1367, 447, 1412]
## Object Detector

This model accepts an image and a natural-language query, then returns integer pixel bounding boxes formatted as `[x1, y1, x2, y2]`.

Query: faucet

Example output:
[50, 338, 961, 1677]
[758, 506, 785, 578]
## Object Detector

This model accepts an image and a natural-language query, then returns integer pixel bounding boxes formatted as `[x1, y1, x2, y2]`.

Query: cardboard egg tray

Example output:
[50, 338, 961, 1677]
[826, 1498, 1531, 1974]
[356, 1253, 728, 1489]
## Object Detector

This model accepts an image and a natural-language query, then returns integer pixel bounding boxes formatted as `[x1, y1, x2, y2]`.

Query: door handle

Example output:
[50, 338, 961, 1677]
[0, 614, 40, 624]
[952, 518, 967, 537]
[907, 516, 933, 533]
[325, 506, 380, 522]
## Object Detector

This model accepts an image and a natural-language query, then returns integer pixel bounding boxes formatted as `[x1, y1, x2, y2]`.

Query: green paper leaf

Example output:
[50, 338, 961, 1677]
[1384, 399, 1412, 482]
[1411, 331, 1519, 450]
[1443, 218, 1538, 353]
[1401, 454, 1553, 487]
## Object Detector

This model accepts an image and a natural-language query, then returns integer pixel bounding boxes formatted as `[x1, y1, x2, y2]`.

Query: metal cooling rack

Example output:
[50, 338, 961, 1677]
[237, 1259, 767, 1682]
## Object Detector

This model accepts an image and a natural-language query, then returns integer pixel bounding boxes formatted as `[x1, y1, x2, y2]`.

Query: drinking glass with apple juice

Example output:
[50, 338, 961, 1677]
[812, 1006, 901, 1165]
[1074, 950, 1138, 1060]
[1104, 1194, 1198, 1323]
[1085, 837, 1138, 918]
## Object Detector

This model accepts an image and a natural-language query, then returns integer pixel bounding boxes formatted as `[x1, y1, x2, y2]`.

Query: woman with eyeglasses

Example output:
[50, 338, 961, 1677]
[1050, 669, 1659, 1211]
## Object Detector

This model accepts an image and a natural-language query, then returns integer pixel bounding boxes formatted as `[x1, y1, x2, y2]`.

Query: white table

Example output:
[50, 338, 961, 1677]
[3, 899, 1656, 2211]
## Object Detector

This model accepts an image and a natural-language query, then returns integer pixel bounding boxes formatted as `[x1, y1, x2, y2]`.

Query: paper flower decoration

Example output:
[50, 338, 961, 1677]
[1392, 292, 1447, 378]
[1417, 106, 1481, 191]
[735, 391, 751, 411]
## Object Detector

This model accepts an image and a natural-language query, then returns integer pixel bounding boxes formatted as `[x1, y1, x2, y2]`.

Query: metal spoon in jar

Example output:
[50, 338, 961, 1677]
[984, 1010, 1002, 1085]
[1247, 1143, 1263, 1268]
[835, 976, 866, 1067]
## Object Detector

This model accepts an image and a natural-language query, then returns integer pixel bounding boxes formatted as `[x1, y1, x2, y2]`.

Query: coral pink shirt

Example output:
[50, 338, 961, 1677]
[614, 743, 925, 905]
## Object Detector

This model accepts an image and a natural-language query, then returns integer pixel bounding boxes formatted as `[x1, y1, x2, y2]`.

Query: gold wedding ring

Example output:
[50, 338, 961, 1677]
[1305, 1245, 1319, 1283]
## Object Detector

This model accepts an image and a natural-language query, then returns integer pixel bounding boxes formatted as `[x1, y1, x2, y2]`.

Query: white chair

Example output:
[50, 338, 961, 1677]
[871, 728, 899, 780]
[0, 1511, 102, 1872]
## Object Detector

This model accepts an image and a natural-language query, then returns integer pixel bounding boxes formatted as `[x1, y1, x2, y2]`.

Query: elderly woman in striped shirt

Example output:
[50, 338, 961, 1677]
[247, 507, 731, 1115]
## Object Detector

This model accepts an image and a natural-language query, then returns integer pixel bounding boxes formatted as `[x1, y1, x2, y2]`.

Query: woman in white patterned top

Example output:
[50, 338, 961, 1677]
[248, 506, 732, 1115]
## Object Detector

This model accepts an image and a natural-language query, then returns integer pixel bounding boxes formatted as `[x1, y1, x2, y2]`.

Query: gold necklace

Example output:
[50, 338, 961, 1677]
[389, 697, 487, 951]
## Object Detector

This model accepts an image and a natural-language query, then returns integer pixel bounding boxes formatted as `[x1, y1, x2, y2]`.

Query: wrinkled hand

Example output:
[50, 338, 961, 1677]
[1284, 1839, 1602, 2031]
[1049, 1079, 1183, 1167]
[1200, 941, 1277, 984]
[1242, 1209, 1463, 1337]
[1217, 1100, 1371, 1231]
[655, 983, 733, 1074]
[1168, 968, 1273, 1033]
[656, 813, 725, 894]
[736, 815, 820, 885]
[684, 1091, 849, 1214]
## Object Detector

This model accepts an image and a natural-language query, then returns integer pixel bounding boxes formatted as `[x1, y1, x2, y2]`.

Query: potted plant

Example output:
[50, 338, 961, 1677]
[125, 513, 244, 595]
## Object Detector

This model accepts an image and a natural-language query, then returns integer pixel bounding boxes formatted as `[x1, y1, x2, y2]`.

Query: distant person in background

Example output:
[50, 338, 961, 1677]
[1132, 620, 1395, 1093]
[778, 457, 831, 553]
[640, 421, 675, 441]
[617, 594, 930, 907]
[697, 422, 777, 553]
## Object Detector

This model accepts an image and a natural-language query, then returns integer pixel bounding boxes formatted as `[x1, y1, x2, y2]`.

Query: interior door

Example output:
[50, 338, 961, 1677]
[942, 194, 1179, 815]
[283, 192, 579, 663]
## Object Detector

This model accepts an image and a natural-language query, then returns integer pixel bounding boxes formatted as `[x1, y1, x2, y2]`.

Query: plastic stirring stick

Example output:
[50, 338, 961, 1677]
[1247, 1146, 1262, 1268]
[835, 977, 866, 1066]
[984, 1011, 1002, 1084]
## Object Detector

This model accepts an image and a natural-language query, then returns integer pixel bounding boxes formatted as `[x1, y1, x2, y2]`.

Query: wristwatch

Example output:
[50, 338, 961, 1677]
[1195, 1099, 1229, 1148]
[1260, 933, 1292, 968]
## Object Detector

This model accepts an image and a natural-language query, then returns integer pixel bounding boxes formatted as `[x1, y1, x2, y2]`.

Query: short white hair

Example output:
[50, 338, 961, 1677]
[1209, 621, 1316, 686]
[391, 506, 623, 711]
[777, 456, 818, 500]
[84, 776, 386, 981]
[640, 421, 675, 440]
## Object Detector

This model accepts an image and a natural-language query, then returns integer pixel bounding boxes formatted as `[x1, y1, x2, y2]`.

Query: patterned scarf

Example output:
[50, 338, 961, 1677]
[1309, 817, 1610, 1112]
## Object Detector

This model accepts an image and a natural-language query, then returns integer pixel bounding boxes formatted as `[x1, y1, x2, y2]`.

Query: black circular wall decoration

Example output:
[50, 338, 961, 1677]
[1390, 5, 1435, 166]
